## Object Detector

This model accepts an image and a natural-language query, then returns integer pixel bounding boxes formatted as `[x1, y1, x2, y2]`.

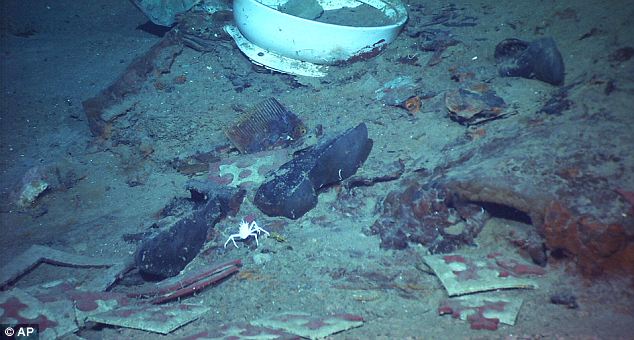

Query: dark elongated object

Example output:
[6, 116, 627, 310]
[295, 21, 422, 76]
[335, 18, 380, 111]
[495, 37, 565, 86]
[254, 123, 372, 219]
[135, 181, 244, 278]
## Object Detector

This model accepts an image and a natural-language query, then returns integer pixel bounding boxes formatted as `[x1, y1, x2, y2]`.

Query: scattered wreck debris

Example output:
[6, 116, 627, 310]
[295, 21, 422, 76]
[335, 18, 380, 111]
[0, 251, 241, 337]
[0, 234, 246, 337]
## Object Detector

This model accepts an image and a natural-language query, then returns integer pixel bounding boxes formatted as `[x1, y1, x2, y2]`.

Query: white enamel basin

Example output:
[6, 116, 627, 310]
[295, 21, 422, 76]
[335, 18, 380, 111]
[232, 0, 408, 65]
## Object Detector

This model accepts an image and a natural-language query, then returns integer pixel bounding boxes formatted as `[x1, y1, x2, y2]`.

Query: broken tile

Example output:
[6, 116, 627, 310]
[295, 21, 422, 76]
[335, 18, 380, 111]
[208, 149, 290, 189]
[253, 312, 364, 340]
[0, 288, 78, 340]
[25, 280, 130, 327]
[424, 253, 544, 296]
[0, 245, 123, 291]
[182, 322, 300, 340]
[438, 294, 523, 330]
[86, 303, 210, 334]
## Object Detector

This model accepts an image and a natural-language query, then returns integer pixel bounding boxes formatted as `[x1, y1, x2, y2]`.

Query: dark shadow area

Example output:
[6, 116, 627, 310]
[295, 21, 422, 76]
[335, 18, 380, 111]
[136, 20, 172, 37]
[477, 201, 533, 225]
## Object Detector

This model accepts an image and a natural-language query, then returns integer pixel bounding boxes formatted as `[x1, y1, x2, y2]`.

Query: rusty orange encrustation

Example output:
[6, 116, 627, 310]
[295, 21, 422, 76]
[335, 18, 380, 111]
[403, 95, 421, 114]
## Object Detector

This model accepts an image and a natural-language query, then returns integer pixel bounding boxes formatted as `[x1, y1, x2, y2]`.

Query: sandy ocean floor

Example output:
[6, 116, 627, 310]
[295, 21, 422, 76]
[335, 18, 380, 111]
[1, 0, 633, 339]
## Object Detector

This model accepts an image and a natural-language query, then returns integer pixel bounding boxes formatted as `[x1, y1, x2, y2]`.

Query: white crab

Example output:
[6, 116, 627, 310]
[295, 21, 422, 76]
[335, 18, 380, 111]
[224, 219, 269, 248]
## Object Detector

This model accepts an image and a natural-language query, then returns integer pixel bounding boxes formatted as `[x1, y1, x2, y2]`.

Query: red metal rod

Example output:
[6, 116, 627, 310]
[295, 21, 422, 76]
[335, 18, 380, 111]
[150, 266, 240, 304]
[127, 259, 242, 298]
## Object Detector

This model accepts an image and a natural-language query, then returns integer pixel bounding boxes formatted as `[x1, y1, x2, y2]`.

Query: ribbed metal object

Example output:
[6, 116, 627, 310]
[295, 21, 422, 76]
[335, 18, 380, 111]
[225, 98, 306, 153]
